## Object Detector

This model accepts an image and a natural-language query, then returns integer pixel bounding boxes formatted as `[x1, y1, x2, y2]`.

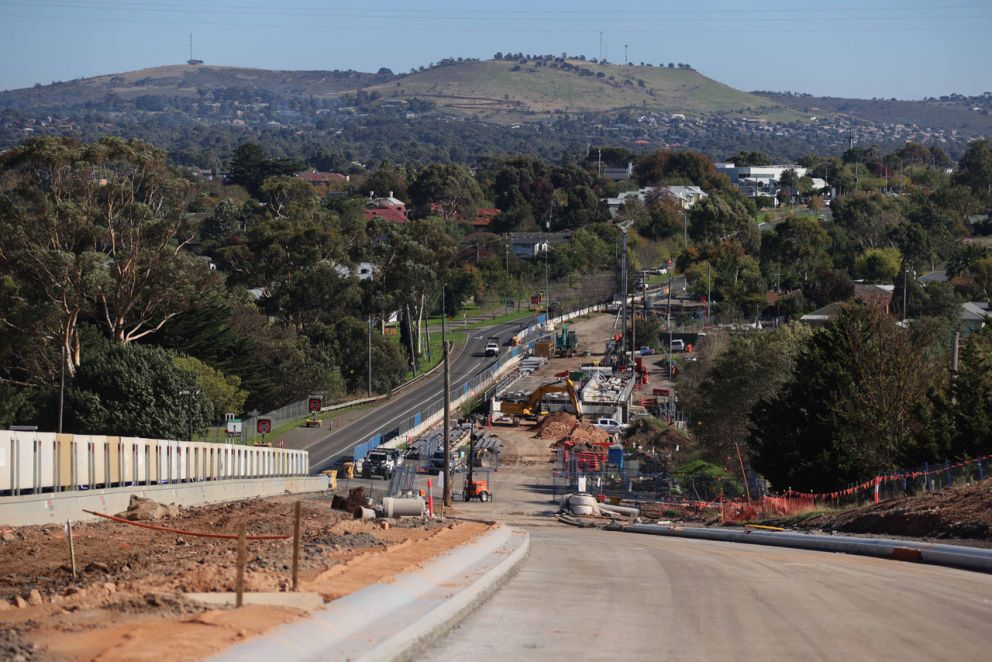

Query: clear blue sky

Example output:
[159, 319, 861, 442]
[1, 0, 990, 99]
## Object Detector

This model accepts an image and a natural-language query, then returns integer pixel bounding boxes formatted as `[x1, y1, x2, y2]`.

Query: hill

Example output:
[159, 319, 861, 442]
[755, 91, 992, 136]
[0, 59, 794, 122]
[0, 64, 400, 107]
[364, 59, 793, 122]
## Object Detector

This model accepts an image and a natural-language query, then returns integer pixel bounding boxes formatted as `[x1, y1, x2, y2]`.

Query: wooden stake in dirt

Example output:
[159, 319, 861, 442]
[235, 523, 247, 607]
[66, 519, 77, 580]
[291, 501, 302, 591]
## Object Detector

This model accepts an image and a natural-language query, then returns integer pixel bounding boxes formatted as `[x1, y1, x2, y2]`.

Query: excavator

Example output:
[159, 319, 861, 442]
[498, 378, 583, 421]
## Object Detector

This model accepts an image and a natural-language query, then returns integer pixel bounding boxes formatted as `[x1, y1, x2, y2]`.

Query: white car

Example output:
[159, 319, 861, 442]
[594, 418, 629, 434]
[485, 337, 500, 357]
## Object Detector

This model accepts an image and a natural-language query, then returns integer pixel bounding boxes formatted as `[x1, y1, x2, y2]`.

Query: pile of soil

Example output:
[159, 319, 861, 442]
[791, 480, 992, 540]
[535, 412, 608, 446]
[535, 412, 578, 440]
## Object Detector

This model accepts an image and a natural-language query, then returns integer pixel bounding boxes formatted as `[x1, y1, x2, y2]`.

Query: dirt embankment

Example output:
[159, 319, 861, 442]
[780, 480, 992, 541]
[0, 493, 488, 661]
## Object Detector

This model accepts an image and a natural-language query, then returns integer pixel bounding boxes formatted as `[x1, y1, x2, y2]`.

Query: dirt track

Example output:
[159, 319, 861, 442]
[0, 493, 488, 661]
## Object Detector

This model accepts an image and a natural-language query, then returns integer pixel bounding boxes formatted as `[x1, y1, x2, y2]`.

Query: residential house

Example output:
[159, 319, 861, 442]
[329, 260, 376, 281]
[600, 162, 634, 181]
[714, 163, 811, 206]
[508, 231, 574, 259]
[296, 169, 350, 185]
[603, 185, 707, 218]
[961, 301, 991, 334]
[800, 284, 894, 326]
[364, 191, 408, 223]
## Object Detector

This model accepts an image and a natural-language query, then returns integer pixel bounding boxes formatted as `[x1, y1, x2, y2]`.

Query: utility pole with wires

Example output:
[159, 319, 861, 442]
[367, 315, 373, 397]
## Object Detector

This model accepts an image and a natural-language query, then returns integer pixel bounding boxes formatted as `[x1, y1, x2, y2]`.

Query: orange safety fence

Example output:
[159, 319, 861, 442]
[781, 451, 992, 503]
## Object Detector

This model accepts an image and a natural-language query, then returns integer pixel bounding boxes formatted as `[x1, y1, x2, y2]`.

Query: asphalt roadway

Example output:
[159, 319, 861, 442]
[303, 317, 537, 473]
[424, 466, 992, 661]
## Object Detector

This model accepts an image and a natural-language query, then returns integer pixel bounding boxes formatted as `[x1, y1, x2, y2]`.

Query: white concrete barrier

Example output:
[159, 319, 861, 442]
[0, 475, 328, 527]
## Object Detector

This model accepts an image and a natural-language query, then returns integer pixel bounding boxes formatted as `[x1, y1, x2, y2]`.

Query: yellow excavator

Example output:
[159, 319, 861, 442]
[498, 379, 583, 420]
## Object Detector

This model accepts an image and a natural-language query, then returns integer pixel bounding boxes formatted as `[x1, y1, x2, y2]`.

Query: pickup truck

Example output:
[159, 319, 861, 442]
[485, 336, 500, 357]
[361, 448, 403, 480]
[594, 418, 630, 434]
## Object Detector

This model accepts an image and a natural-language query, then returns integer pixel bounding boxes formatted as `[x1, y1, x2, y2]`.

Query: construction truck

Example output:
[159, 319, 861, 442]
[498, 378, 583, 420]
[554, 324, 579, 358]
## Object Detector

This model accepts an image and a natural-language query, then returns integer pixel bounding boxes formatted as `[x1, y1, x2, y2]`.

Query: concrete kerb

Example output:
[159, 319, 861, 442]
[612, 524, 992, 575]
[210, 524, 530, 662]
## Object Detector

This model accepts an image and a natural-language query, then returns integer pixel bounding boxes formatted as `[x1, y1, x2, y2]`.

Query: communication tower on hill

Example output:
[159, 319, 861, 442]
[187, 33, 204, 65]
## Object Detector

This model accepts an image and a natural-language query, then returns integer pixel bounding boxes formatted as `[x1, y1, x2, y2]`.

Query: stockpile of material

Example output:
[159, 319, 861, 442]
[535, 411, 578, 440]
[536, 411, 609, 445]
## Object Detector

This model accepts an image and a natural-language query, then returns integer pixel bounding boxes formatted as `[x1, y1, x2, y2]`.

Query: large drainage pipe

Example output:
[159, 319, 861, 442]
[382, 496, 426, 518]
[613, 524, 992, 575]
[598, 503, 639, 517]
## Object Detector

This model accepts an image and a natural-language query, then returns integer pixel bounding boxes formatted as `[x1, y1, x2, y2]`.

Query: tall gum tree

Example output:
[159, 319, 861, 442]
[0, 137, 220, 377]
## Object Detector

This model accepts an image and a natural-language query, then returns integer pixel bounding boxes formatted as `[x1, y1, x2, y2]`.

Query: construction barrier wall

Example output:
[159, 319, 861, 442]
[0, 430, 308, 497]
[0, 475, 329, 527]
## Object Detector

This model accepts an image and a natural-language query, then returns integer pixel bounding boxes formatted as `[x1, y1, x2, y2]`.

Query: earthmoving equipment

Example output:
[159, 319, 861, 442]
[498, 378, 583, 420]
[554, 324, 579, 358]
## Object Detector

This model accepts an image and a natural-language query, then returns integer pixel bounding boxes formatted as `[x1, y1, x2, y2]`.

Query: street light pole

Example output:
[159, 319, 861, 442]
[617, 220, 634, 369]
[367, 315, 373, 397]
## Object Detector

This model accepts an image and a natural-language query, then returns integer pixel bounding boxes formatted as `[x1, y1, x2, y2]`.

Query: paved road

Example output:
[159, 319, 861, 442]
[425, 460, 992, 661]
[428, 524, 992, 661]
[303, 317, 537, 473]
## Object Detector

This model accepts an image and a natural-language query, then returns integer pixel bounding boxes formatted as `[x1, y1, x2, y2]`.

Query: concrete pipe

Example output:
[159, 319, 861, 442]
[566, 494, 598, 516]
[353, 506, 376, 519]
[598, 503, 639, 517]
[382, 496, 426, 518]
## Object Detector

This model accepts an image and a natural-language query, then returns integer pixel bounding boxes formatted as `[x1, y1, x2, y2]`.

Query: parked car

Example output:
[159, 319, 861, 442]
[639, 346, 655, 356]
[594, 418, 630, 434]
[670, 339, 685, 352]
[430, 449, 455, 473]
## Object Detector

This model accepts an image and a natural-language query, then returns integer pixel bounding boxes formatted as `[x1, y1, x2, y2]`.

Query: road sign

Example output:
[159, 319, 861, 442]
[256, 418, 272, 435]
[308, 396, 323, 413]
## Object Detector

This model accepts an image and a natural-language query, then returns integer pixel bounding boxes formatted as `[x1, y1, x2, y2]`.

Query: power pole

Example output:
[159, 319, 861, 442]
[624, 44, 629, 65]
[442, 339, 452, 507]
[58, 343, 65, 434]
[367, 315, 373, 397]
[618, 220, 634, 369]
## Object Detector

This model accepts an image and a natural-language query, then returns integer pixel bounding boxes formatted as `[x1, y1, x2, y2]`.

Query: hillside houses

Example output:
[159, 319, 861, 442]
[604, 185, 707, 218]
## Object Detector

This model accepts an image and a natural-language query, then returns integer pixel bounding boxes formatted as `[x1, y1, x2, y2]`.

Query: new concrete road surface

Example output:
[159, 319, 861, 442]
[421, 439, 992, 662]
[427, 525, 992, 661]
[302, 317, 536, 473]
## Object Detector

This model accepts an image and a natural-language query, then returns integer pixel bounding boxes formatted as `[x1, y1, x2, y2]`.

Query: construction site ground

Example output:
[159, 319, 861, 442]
[0, 493, 489, 662]
[762, 480, 992, 544]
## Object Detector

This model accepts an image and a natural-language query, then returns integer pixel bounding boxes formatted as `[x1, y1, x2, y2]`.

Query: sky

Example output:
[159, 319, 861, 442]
[0, 0, 990, 99]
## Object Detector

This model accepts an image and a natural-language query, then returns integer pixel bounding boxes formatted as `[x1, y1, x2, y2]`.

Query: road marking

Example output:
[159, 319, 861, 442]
[307, 320, 528, 469]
